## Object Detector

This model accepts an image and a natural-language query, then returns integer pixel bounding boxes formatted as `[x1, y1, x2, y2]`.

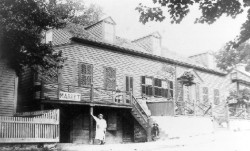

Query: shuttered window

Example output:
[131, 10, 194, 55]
[104, 67, 116, 90]
[202, 87, 209, 103]
[161, 80, 168, 98]
[169, 81, 174, 98]
[126, 76, 133, 92]
[214, 89, 220, 105]
[142, 76, 173, 99]
[79, 63, 93, 87]
[154, 78, 162, 97]
[141, 76, 153, 96]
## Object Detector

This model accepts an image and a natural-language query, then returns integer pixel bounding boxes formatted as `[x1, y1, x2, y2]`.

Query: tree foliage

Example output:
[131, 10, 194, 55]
[0, 0, 102, 76]
[215, 42, 250, 71]
[136, 0, 250, 70]
[228, 88, 250, 105]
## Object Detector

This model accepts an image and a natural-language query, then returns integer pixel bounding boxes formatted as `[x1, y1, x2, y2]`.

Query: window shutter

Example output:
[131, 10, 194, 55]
[104, 67, 116, 90]
[130, 77, 133, 91]
[141, 76, 145, 84]
[78, 63, 93, 87]
[126, 76, 129, 92]
[214, 89, 220, 105]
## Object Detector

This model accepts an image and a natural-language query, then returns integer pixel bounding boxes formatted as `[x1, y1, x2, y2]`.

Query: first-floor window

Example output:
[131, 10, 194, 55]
[142, 76, 173, 99]
[214, 89, 220, 105]
[126, 76, 133, 93]
[203, 87, 209, 103]
[141, 76, 153, 96]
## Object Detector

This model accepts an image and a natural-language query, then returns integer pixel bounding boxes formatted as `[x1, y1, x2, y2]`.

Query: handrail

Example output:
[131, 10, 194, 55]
[131, 96, 149, 124]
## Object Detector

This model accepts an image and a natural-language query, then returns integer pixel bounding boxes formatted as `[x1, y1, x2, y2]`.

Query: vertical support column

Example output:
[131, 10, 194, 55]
[173, 66, 177, 116]
[146, 118, 151, 142]
[226, 102, 230, 129]
[89, 83, 94, 144]
[89, 106, 94, 144]
[182, 84, 185, 115]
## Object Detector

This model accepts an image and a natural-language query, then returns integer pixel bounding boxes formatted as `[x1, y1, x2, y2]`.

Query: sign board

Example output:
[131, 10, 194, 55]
[59, 91, 81, 101]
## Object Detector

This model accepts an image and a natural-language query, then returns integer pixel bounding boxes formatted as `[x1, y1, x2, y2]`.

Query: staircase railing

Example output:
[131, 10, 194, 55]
[130, 95, 151, 141]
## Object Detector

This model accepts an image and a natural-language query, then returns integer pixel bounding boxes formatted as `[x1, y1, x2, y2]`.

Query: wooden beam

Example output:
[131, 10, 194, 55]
[89, 106, 94, 144]
[41, 100, 132, 109]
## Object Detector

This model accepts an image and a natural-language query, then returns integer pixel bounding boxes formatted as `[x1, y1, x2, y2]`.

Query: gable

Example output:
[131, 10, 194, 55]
[103, 17, 116, 25]
[179, 69, 204, 84]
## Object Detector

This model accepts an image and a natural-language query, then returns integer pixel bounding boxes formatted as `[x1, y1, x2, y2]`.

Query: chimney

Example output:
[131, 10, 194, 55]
[189, 52, 217, 69]
[85, 16, 116, 43]
[45, 30, 53, 44]
[235, 63, 247, 72]
[132, 32, 162, 56]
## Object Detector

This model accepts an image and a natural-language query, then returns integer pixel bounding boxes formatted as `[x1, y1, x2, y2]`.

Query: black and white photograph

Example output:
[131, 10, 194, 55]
[1, 0, 250, 150]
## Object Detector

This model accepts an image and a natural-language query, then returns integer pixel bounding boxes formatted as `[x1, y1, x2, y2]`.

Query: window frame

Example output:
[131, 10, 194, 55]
[202, 87, 209, 103]
[141, 76, 174, 99]
[214, 89, 220, 105]
[78, 62, 93, 87]
[104, 66, 116, 90]
[141, 76, 154, 96]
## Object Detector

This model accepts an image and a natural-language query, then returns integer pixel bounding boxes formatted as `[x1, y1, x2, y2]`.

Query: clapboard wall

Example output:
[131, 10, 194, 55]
[0, 61, 18, 116]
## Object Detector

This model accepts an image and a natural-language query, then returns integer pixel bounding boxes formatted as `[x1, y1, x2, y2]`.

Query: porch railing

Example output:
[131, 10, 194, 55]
[175, 100, 212, 116]
[36, 82, 132, 105]
[0, 109, 59, 143]
[229, 107, 250, 119]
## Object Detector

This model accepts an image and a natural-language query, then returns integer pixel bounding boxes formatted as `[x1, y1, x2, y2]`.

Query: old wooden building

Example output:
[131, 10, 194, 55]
[17, 17, 250, 143]
[0, 60, 18, 116]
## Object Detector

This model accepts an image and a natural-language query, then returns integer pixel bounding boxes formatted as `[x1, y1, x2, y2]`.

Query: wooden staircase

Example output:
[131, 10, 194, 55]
[130, 96, 151, 141]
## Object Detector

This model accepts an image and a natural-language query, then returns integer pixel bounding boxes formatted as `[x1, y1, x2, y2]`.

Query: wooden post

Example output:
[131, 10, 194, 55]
[89, 106, 94, 144]
[90, 84, 94, 102]
[89, 83, 94, 144]
[182, 84, 185, 115]
[147, 118, 151, 142]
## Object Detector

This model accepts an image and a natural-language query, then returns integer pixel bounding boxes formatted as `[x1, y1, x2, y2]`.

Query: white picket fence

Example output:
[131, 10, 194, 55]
[0, 109, 59, 143]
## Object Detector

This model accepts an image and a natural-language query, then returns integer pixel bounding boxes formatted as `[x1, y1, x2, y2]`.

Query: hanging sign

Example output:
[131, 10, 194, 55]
[59, 91, 81, 101]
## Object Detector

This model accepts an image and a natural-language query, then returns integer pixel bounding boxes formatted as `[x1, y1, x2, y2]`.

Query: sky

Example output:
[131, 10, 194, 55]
[84, 0, 248, 56]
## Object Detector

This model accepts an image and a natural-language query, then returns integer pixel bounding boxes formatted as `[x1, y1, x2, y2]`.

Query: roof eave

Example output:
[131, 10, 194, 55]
[71, 37, 226, 76]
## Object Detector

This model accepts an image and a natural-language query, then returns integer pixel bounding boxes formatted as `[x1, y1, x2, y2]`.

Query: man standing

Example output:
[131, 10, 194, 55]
[91, 113, 107, 144]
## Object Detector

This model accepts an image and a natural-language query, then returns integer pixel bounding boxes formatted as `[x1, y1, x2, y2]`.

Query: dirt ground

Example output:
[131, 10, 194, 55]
[58, 130, 250, 151]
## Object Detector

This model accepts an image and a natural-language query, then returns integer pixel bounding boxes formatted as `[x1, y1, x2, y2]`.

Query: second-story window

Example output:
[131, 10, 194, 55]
[104, 67, 116, 90]
[141, 76, 153, 96]
[79, 63, 93, 87]
[203, 87, 209, 103]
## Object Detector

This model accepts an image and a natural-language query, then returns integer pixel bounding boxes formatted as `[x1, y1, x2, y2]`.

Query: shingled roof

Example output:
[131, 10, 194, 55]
[51, 20, 225, 76]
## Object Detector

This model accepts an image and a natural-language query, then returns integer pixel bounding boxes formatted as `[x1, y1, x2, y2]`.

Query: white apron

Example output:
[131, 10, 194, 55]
[93, 116, 107, 141]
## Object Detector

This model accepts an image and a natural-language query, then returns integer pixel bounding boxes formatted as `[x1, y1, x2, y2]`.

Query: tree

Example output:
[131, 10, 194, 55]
[0, 0, 102, 76]
[70, 3, 104, 27]
[215, 42, 250, 71]
[136, 0, 250, 70]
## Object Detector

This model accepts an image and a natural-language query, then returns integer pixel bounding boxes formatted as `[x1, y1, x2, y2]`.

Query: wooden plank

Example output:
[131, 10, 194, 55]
[0, 138, 59, 143]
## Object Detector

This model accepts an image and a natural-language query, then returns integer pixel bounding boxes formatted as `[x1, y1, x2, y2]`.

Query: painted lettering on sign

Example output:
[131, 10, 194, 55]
[59, 91, 81, 101]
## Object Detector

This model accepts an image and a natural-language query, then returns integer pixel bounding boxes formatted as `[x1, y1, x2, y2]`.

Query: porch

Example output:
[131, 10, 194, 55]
[36, 82, 132, 108]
